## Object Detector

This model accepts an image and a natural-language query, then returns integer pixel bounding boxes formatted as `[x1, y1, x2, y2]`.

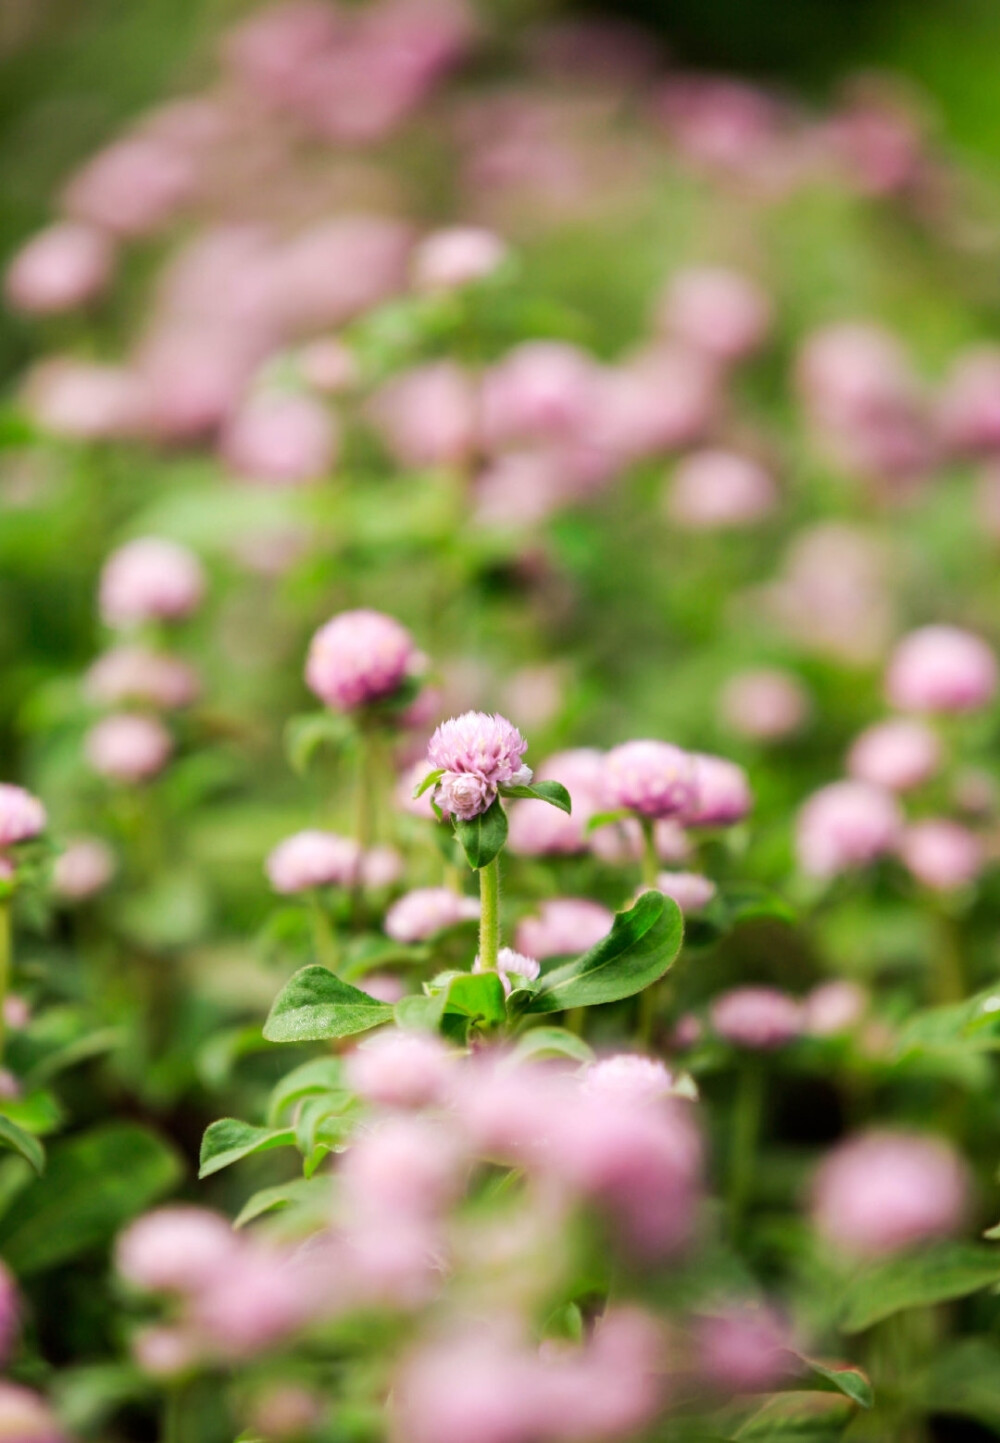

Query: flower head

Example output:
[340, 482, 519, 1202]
[603, 740, 696, 820]
[53, 837, 115, 901]
[796, 780, 902, 878]
[384, 887, 480, 943]
[654, 871, 716, 914]
[306, 609, 417, 713]
[84, 714, 173, 783]
[886, 625, 998, 714]
[100, 537, 205, 629]
[847, 717, 941, 792]
[0, 786, 46, 849]
[711, 987, 802, 1049]
[265, 830, 361, 893]
[684, 753, 752, 827]
[515, 897, 613, 958]
[427, 711, 530, 819]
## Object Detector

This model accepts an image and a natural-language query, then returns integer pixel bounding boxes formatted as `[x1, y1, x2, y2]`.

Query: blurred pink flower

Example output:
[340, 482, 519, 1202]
[384, 887, 479, 942]
[666, 449, 778, 529]
[796, 780, 902, 878]
[100, 538, 204, 630]
[886, 625, 998, 714]
[711, 987, 802, 1049]
[265, 830, 361, 893]
[515, 897, 612, 958]
[85, 714, 173, 783]
[306, 609, 417, 712]
[5, 222, 114, 315]
[603, 740, 696, 820]
[899, 819, 984, 891]
[847, 717, 941, 792]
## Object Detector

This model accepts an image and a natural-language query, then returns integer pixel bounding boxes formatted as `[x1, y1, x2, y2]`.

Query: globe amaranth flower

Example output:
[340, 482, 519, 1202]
[796, 780, 902, 879]
[473, 946, 540, 995]
[603, 740, 696, 820]
[426, 711, 531, 821]
[306, 609, 418, 712]
[886, 624, 998, 714]
[265, 830, 361, 894]
[0, 785, 46, 849]
[711, 987, 803, 1049]
[515, 897, 613, 959]
[384, 887, 480, 944]
[100, 537, 205, 629]
[84, 715, 173, 783]
[683, 753, 752, 827]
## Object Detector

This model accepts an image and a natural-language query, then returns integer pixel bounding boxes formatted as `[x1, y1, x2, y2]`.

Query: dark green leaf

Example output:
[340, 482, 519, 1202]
[0, 1116, 44, 1175]
[445, 971, 507, 1029]
[0, 1123, 182, 1274]
[198, 1119, 297, 1179]
[263, 966, 393, 1042]
[528, 892, 683, 1013]
[499, 780, 571, 813]
[453, 796, 508, 870]
[838, 1243, 1000, 1334]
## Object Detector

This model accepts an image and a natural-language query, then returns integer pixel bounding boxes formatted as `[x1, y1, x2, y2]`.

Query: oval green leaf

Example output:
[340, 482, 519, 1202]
[528, 891, 683, 1013]
[198, 1118, 297, 1179]
[453, 795, 508, 870]
[263, 966, 394, 1042]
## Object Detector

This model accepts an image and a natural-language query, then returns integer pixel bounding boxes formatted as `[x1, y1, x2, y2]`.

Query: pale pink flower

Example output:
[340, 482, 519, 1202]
[582, 1055, 674, 1107]
[711, 987, 802, 1049]
[474, 947, 540, 995]
[765, 523, 894, 663]
[86, 645, 200, 710]
[0, 785, 46, 848]
[657, 267, 772, 363]
[340, 1116, 464, 1222]
[696, 1305, 792, 1394]
[3, 996, 29, 1030]
[508, 748, 603, 856]
[297, 337, 359, 395]
[436, 770, 497, 820]
[886, 625, 998, 714]
[654, 871, 716, 914]
[221, 392, 337, 486]
[25, 358, 142, 440]
[480, 342, 603, 450]
[132, 1325, 201, 1379]
[364, 973, 407, 1005]
[803, 980, 867, 1037]
[515, 898, 612, 959]
[412, 226, 507, 291]
[360, 846, 403, 890]
[52, 837, 115, 901]
[811, 1130, 969, 1256]
[428, 712, 529, 789]
[100, 538, 204, 629]
[396, 760, 437, 820]
[265, 830, 361, 893]
[719, 669, 811, 742]
[0, 1382, 68, 1443]
[847, 717, 941, 792]
[796, 780, 902, 878]
[346, 1031, 452, 1109]
[5, 222, 114, 315]
[684, 754, 753, 827]
[899, 819, 984, 891]
[937, 346, 1000, 456]
[191, 1248, 316, 1360]
[85, 714, 173, 783]
[63, 133, 194, 236]
[666, 448, 777, 529]
[117, 1208, 240, 1294]
[603, 740, 696, 820]
[268, 217, 413, 337]
[251, 1387, 323, 1442]
[385, 887, 479, 943]
[306, 609, 417, 712]
[369, 361, 478, 469]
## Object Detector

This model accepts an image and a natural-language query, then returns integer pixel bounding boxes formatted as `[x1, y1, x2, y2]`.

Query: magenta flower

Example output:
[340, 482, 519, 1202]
[306, 609, 418, 712]
[603, 740, 696, 820]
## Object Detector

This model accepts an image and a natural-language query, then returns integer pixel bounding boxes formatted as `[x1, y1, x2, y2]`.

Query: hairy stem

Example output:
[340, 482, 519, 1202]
[478, 855, 501, 970]
[639, 817, 659, 890]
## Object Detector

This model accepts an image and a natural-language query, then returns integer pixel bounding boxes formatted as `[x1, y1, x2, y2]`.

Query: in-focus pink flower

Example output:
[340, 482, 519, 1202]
[811, 1130, 969, 1256]
[428, 712, 529, 793]
[666, 449, 777, 529]
[85, 714, 173, 783]
[265, 830, 361, 893]
[4, 222, 115, 315]
[52, 837, 115, 901]
[306, 610, 417, 712]
[796, 780, 902, 879]
[899, 819, 984, 891]
[603, 740, 696, 820]
[847, 717, 941, 792]
[0, 785, 46, 848]
[385, 887, 480, 943]
[100, 538, 205, 629]
[711, 987, 802, 1049]
[515, 897, 612, 958]
[885, 625, 998, 714]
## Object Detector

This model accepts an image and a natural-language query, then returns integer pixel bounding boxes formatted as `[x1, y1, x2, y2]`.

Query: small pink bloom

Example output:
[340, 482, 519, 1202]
[937, 346, 1000, 456]
[5, 222, 114, 315]
[428, 711, 528, 788]
[265, 830, 361, 893]
[346, 1031, 452, 1109]
[3, 996, 29, 1030]
[515, 898, 612, 958]
[117, 1207, 240, 1295]
[132, 1325, 201, 1379]
[251, 1387, 323, 1441]
[52, 837, 115, 901]
[63, 133, 194, 236]
[847, 717, 941, 792]
[368, 361, 478, 469]
[885, 625, 998, 714]
[191, 1248, 315, 1360]
[711, 987, 802, 1049]
[603, 740, 696, 820]
[385, 887, 479, 943]
[412, 226, 507, 291]
[85, 714, 173, 783]
[812, 1130, 969, 1256]
[0, 1262, 19, 1368]
[480, 341, 603, 450]
[899, 819, 984, 891]
[657, 267, 772, 363]
[696, 1304, 792, 1394]
[25, 358, 142, 440]
[684, 754, 752, 827]
[86, 645, 199, 710]
[719, 669, 810, 741]
[0, 1382, 68, 1443]
[796, 780, 902, 878]
[297, 337, 358, 395]
[0, 785, 46, 848]
[360, 846, 403, 889]
[654, 871, 716, 914]
[582, 1055, 675, 1107]
[100, 538, 204, 629]
[306, 609, 417, 712]
[802, 980, 867, 1038]
[363, 973, 407, 1004]
[666, 449, 777, 529]
[340, 1116, 464, 1222]
[436, 770, 496, 819]
[508, 748, 604, 856]
[222, 392, 337, 486]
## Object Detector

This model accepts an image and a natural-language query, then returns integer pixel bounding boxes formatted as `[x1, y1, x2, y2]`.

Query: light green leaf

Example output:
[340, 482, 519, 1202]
[267, 1057, 347, 1126]
[234, 1177, 324, 1229]
[528, 892, 683, 1013]
[499, 780, 571, 813]
[263, 966, 393, 1042]
[0, 1116, 44, 1175]
[198, 1119, 297, 1179]
[509, 1027, 595, 1065]
[838, 1243, 1000, 1334]
[445, 971, 507, 1029]
[412, 768, 444, 799]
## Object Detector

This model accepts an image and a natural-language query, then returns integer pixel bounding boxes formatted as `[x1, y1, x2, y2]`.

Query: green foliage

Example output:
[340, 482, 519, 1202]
[263, 967, 394, 1042]
[527, 892, 683, 1013]
[453, 796, 509, 870]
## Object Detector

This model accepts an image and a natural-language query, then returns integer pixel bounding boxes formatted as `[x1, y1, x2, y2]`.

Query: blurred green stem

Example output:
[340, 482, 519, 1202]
[728, 1058, 763, 1236]
[0, 900, 10, 1067]
[640, 818, 658, 890]
[355, 727, 376, 854]
[310, 891, 340, 973]
[933, 911, 965, 1004]
[479, 856, 500, 971]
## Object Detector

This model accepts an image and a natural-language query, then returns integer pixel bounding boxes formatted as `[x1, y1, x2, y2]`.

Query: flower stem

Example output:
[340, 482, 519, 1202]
[478, 855, 500, 970]
[310, 890, 340, 973]
[728, 1058, 764, 1237]
[0, 900, 10, 1066]
[639, 818, 659, 890]
[355, 727, 376, 854]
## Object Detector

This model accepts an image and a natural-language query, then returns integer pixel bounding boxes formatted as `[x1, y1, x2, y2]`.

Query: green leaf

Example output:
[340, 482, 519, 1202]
[394, 991, 447, 1032]
[267, 1057, 347, 1126]
[233, 1177, 325, 1230]
[412, 768, 444, 799]
[263, 966, 393, 1042]
[779, 1354, 873, 1409]
[0, 1116, 45, 1175]
[0, 1123, 182, 1274]
[284, 711, 355, 776]
[585, 808, 633, 832]
[198, 1119, 297, 1179]
[837, 1243, 1000, 1334]
[528, 892, 683, 1013]
[509, 1027, 595, 1065]
[734, 1391, 853, 1439]
[24, 1028, 123, 1088]
[453, 796, 508, 870]
[445, 971, 507, 1029]
[499, 780, 571, 813]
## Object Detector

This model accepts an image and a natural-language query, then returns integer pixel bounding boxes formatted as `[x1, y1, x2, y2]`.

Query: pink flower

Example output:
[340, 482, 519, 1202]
[86, 645, 200, 710]
[847, 717, 941, 792]
[297, 337, 359, 395]
[719, 669, 810, 742]
[666, 449, 777, 529]
[99, 538, 205, 629]
[937, 346, 1000, 456]
[899, 819, 984, 891]
[0, 1382, 68, 1443]
[117, 1208, 240, 1294]
[508, 748, 604, 855]
[191, 1248, 316, 1360]
[63, 133, 194, 236]
[474, 947, 540, 994]
[796, 780, 902, 878]
[886, 625, 998, 714]
[428, 712, 529, 789]
[265, 830, 361, 893]
[684, 754, 753, 827]
[306, 609, 417, 712]
[340, 1116, 464, 1223]
[25, 358, 142, 440]
[4, 222, 114, 315]
[603, 740, 696, 820]
[654, 871, 716, 914]
[85, 714, 173, 783]
[368, 361, 478, 469]
[346, 1031, 452, 1109]
[657, 267, 772, 363]
[52, 837, 115, 901]
[811, 1130, 969, 1256]
[0, 785, 46, 848]
[221, 392, 338, 486]
[412, 226, 508, 291]
[582, 1055, 675, 1107]
[480, 342, 603, 450]
[515, 898, 613, 958]
[385, 887, 479, 943]
[436, 771, 497, 820]
[802, 980, 867, 1037]
[711, 987, 802, 1049]
[360, 846, 403, 890]
[696, 1305, 792, 1394]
